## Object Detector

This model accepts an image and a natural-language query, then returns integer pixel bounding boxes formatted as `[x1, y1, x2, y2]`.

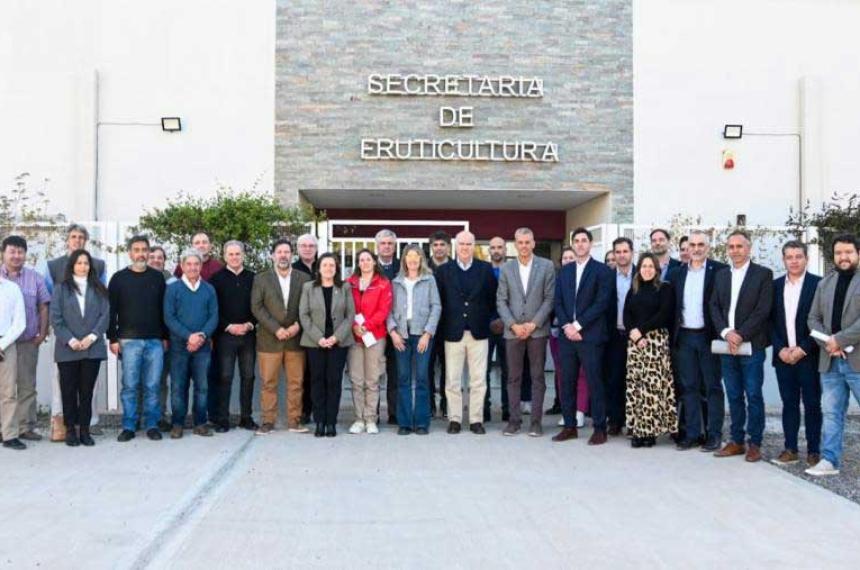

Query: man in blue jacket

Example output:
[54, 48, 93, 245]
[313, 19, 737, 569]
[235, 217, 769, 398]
[771, 240, 821, 466]
[434, 230, 497, 435]
[164, 249, 219, 438]
[552, 227, 614, 445]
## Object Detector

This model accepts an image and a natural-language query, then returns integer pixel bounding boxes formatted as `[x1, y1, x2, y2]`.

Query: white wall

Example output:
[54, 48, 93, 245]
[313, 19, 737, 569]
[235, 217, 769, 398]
[634, 0, 860, 227]
[0, 0, 275, 223]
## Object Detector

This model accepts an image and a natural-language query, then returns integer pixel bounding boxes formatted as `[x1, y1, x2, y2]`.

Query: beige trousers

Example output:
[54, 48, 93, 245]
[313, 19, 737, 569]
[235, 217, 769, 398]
[444, 332, 488, 424]
[348, 340, 386, 423]
[0, 343, 20, 440]
[15, 340, 39, 433]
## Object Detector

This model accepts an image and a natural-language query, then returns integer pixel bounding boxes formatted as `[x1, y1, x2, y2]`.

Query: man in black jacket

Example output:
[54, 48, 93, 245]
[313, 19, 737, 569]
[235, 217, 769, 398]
[709, 229, 773, 462]
[375, 229, 400, 424]
[434, 230, 497, 435]
[667, 230, 727, 451]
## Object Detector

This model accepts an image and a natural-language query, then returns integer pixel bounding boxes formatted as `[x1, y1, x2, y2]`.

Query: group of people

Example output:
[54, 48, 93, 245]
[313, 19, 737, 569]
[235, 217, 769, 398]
[0, 222, 858, 478]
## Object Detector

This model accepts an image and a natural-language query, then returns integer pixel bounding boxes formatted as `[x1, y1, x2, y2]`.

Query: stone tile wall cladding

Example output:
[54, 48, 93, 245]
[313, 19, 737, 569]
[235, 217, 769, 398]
[276, 1, 632, 221]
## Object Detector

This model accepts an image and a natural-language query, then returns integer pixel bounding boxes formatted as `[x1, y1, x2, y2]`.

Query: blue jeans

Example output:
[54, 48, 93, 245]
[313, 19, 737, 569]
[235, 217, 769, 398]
[397, 335, 434, 429]
[820, 358, 860, 468]
[120, 339, 165, 431]
[170, 346, 211, 427]
[775, 357, 821, 454]
[721, 349, 766, 446]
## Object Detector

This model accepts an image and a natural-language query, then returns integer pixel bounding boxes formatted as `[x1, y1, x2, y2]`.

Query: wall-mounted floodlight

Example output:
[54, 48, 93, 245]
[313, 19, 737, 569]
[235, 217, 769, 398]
[161, 117, 182, 132]
[723, 124, 743, 139]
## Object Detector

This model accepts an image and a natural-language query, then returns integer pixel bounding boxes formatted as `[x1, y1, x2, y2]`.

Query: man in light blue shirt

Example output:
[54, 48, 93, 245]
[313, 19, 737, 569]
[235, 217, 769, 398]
[606, 237, 634, 435]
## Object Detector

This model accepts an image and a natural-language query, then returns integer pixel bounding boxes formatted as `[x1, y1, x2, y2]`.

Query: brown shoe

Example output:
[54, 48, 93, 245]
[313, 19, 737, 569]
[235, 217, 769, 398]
[714, 441, 746, 457]
[588, 430, 607, 446]
[552, 427, 578, 442]
[193, 425, 213, 437]
[745, 444, 762, 462]
[50, 416, 66, 442]
[807, 453, 821, 466]
[771, 450, 799, 466]
[19, 430, 43, 442]
[170, 426, 183, 439]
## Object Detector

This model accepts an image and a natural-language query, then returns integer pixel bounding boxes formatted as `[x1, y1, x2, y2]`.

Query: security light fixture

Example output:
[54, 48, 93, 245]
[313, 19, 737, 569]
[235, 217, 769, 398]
[161, 117, 182, 132]
[723, 124, 743, 139]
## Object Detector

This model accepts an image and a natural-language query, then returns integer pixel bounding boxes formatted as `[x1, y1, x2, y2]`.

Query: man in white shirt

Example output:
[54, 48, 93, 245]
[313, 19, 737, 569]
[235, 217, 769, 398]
[497, 228, 555, 436]
[0, 271, 27, 450]
[709, 230, 774, 462]
[770, 241, 822, 466]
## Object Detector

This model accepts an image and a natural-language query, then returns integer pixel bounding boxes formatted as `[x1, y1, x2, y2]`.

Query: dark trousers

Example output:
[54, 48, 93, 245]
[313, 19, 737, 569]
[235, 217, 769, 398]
[307, 346, 348, 426]
[215, 333, 257, 426]
[171, 347, 211, 427]
[775, 357, 822, 454]
[676, 330, 724, 441]
[484, 332, 509, 414]
[604, 329, 628, 429]
[431, 339, 446, 408]
[206, 345, 220, 423]
[507, 337, 547, 426]
[385, 338, 398, 421]
[58, 359, 101, 430]
[302, 365, 313, 420]
[559, 338, 606, 430]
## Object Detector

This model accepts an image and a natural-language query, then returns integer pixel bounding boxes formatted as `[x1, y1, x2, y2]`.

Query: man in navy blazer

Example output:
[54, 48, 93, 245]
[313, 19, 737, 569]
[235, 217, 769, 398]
[434, 230, 497, 435]
[770, 240, 822, 466]
[666, 230, 727, 451]
[552, 227, 614, 445]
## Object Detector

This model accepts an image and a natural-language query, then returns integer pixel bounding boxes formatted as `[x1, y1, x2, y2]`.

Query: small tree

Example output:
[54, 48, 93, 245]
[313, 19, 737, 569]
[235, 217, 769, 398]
[0, 173, 67, 265]
[787, 192, 860, 258]
[134, 188, 324, 271]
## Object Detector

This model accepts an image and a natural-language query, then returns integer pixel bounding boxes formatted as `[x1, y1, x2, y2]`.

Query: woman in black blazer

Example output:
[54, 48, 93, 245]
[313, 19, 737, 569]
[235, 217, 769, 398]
[50, 250, 110, 447]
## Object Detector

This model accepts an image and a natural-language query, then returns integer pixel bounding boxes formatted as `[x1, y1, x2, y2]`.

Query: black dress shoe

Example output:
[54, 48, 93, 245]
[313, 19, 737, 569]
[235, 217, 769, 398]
[325, 424, 337, 437]
[157, 420, 172, 432]
[66, 429, 80, 447]
[631, 437, 644, 448]
[3, 438, 26, 450]
[700, 437, 721, 452]
[447, 421, 461, 434]
[147, 428, 163, 441]
[117, 429, 136, 442]
[314, 423, 325, 438]
[644, 436, 656, 448]
[239, 418, 259, 431]
[79, 429, 95, 447]
[397, 427, 412, 435]
[215, 425, 229, 433]
[415, 427, 429, 435]
[676, 438, 698, 450]
[469, 423, 486, 435]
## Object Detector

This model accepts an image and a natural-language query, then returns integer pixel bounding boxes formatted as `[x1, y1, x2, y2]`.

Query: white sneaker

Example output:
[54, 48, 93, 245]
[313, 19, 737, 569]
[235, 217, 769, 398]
[366, 422, 379, 435]
[576, 411, 585, 428]
[805, 459, 839, 476]
[521, 402, 532, 415]
[557, 417, 564, 426]
[348, 421, 365, 434]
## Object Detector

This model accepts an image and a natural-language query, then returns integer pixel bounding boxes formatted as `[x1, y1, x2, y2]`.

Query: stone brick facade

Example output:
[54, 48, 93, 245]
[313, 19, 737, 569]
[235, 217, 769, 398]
[276, 0, 632, 222]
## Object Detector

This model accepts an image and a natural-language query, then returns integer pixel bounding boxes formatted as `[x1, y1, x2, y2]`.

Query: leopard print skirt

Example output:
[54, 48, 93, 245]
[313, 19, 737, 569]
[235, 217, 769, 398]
[625, 328, 678, 438]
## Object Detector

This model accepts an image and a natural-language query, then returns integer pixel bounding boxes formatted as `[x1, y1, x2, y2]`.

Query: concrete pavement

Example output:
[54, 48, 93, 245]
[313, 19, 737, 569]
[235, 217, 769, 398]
[3, 416, 860, 569]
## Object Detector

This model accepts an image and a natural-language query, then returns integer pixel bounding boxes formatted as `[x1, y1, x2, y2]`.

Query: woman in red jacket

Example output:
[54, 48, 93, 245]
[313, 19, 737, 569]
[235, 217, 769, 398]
[346, 249, 393, 435]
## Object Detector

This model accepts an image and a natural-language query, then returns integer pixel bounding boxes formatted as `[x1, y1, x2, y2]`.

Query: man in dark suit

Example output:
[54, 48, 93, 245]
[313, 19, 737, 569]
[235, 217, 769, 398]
[666, 230, 727, 451]
[709, 229, 774, 462]
[375, 229, 400, 424]
[770, 240, 821, 466]
[434, 230, 497, 435]
[428, 231, 451, 417]
[605, 236, 635, 435]
[552, 227, 614, 445]
[650, 228, 682, 280]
